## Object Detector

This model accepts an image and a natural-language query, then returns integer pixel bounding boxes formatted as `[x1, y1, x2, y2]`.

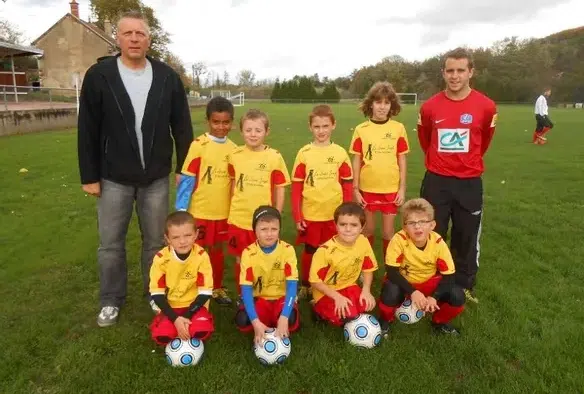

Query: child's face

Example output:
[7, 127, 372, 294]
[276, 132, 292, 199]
[309, 116, 335, 144]
[241, 118, 269, 150]
[403, 212, 435, 246]
[371, 98, 391, 121]
[165, 223, 198, 254]
[255, 218, 280, 248]
[207, 111, 233, 139]
[335, 214, 363, 245]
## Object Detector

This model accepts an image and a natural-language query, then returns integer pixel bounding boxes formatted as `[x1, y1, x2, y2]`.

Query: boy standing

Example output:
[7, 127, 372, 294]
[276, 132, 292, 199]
[291, 105, 353, 299]
[149, 211, 214, 344]
[533, 88, 553, 145]
[176, 96, 238, 305]
[309, 202, 377, 326]
[227, 109, 291, 294]
[235, 206, 300, 344]
[378, 198, 465, 335]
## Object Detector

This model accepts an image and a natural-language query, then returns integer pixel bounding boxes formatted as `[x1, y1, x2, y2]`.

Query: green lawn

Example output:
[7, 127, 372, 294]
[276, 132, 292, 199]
[1, 103, 584, 393]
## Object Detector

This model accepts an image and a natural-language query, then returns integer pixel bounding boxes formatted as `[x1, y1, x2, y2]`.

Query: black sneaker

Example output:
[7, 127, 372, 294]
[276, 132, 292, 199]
[380, 319, 392, 337]
[212, 288, 233, 306]
[431, 322, 461, 336]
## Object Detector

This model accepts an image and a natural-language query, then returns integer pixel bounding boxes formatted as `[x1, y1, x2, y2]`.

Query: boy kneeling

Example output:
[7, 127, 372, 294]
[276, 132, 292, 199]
[378, 198, 465, 335]
[310, 202, 377, 326]
[235, 206, 300, 344]
[149, 211, 215, 344]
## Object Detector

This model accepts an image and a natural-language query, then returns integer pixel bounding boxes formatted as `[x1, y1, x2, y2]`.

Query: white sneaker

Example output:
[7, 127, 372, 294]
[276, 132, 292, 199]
[149, 299, 161, 314]
[97, 306, 119, 327]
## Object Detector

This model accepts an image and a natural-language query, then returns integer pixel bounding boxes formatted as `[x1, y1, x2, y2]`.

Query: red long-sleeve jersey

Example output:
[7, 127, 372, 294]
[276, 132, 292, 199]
[417, 90, 497, 178]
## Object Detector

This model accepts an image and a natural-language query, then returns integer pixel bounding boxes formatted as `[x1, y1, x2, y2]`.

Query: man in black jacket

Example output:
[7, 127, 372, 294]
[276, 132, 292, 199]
[77, 11, 193, 327]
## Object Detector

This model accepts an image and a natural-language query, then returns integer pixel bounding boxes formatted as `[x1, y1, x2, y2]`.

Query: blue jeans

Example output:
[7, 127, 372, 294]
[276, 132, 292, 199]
[97, 177, 169, 308]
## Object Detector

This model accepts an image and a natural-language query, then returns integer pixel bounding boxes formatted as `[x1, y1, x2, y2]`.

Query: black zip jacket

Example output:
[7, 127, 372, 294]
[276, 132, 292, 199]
[77, 55, 193, 186]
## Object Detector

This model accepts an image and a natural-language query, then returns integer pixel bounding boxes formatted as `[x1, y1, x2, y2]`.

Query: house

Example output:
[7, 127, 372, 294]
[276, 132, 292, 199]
[31, 1, 117, 89]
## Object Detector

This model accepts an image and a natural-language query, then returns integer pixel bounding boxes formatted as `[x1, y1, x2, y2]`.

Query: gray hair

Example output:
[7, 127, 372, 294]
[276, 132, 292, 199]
[116, 10, 151, 36]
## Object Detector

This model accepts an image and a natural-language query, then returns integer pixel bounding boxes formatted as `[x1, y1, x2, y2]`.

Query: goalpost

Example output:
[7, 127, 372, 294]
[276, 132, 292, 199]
[397, 93, 418, 105]
[210, 90, 245, 107]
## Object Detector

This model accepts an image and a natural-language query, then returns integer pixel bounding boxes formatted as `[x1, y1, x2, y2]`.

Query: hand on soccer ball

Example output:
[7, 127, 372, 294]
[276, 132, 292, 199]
[252, 319, 269, 345]
[333, 293, 354, 319]
[359, 289, 376, 311]
[411, 290, 428, 311]
[424, 296, 440, 313]
[174, 316, 191, 341]
[275, 315, 290, 338]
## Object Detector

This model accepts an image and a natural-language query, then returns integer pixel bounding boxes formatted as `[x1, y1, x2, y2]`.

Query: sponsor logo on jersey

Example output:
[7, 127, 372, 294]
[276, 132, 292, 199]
[437, 129, 470, 153]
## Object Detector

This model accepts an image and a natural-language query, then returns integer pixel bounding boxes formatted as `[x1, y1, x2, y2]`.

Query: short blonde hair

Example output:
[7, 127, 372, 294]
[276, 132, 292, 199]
[401, 198, 434, 225]
[239, 108, 269, 131]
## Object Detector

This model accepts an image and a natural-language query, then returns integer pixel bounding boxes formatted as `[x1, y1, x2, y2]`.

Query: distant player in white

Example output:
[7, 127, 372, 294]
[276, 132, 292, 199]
[532, 88, 553, 145]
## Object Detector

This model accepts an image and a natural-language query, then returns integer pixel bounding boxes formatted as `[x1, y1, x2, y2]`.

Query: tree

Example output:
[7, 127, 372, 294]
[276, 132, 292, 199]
[223, 71, 230, 87]
[89, 0, 170, 59]
[237, 69, 256, 87]
[0, 19, 23, 44]
[191, 62, 207, 89]
[164, 52, 190, 92]
[320, 82, 341, 103]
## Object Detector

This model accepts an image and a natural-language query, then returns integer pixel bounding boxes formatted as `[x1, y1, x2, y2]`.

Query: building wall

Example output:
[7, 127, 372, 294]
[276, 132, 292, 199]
[34, 15, 112, 90]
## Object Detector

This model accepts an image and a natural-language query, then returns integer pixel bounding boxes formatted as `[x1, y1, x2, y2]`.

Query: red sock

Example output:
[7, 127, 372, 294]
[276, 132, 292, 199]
[432, 302, 464, 324]
[367, 236, 375, 248]
[234, 260, 241, 295]
[532, 131, 538, 142]
[378, 300, 396, 322]
[301, 251, 313, 286]
[209, 248, 224, 289]
[383, 239, 390, 261]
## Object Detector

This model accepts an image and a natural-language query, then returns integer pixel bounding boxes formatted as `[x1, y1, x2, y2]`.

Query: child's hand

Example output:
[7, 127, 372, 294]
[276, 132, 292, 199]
[333, 294, 354, 319]
[275, 316, 290, 339]
[359, 289, 376, 311]
[411, 290, 428, 311]
[394, 187, 406, 206]
[173, 316, 191, 341]
[251, 319, 269, 346]
[296, 221, 307, 231]
[424, 296, 440, 313]
[353, 190, 366, 208]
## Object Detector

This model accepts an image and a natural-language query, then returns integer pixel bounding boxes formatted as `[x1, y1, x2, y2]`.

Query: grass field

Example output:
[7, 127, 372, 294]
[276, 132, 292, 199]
[1, 103, 584, 393]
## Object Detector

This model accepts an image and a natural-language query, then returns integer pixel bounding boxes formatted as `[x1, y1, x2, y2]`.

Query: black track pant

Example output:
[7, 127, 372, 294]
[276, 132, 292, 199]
[420, 171, 483, 290]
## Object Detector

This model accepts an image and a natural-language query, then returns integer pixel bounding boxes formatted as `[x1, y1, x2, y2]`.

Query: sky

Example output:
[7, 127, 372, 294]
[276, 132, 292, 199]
[1, 0, 583, 83]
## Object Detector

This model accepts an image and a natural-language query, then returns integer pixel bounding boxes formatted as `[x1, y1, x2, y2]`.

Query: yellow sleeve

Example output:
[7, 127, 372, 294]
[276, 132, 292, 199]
[348, 128, 361, 155]
[239, 249, 254, 286]
[308, 247, 329, 283]
[291, 150, 306, 182]
[361, 238, 378, 272]
[385, 234, 406, 268]
[436, 238, 456, 275]
[181, 140, 201, 176]
[197, 251, 213, 295]
[274, 152, 291, 186]
[149, 251, 167, 295]
[284, 245, 299, 281]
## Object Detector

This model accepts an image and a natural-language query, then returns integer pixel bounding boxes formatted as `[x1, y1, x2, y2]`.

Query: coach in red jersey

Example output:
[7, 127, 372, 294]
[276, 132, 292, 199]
[417, 47, 497, 304]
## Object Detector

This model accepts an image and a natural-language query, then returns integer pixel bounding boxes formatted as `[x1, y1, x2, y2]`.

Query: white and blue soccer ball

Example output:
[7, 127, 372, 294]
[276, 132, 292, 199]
[343, 314, 383, 349]
[253, 328, 291, 366]
[395, 298, 425, 324]
[165, 337, 205, 367]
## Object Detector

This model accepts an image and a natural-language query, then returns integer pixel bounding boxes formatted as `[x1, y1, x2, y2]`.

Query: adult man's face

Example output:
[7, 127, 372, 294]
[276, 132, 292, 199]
[116, 17, 150, 60]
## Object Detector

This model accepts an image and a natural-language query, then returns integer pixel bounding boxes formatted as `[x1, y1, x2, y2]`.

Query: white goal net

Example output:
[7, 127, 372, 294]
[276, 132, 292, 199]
[229, 92, 245, 107]
[397, 93, 418, 105]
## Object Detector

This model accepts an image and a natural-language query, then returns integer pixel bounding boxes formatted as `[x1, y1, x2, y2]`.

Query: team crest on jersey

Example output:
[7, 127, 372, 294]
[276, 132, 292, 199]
[327, 156, 335, 163]
[460, 114, 473, 124]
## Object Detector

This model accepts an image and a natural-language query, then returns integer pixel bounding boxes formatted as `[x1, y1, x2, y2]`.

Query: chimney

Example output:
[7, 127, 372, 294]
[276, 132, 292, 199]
[69, 0, 79, 18]
[104, 19, 112, 37]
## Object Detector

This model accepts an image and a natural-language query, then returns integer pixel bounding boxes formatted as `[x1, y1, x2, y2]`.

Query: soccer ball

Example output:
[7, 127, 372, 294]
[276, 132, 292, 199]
[253, 328, 291, 366]
[395, 298, 425, 324]
[343, 314, 383, 349]
[165, 337, 205, 367]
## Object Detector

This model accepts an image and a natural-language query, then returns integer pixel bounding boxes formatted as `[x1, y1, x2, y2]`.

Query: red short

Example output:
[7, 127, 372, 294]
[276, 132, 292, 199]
[195, 218, 228, 247]
[361, 191, 398, 214]
[313, 285, 367, 326]
[227, 224, 256, 257]
[237, 297, 300, 333]
[296, 220, 337, 247]
[150, 307, 214, 345]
